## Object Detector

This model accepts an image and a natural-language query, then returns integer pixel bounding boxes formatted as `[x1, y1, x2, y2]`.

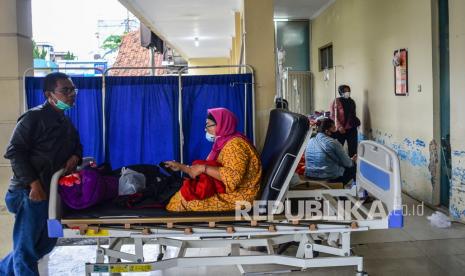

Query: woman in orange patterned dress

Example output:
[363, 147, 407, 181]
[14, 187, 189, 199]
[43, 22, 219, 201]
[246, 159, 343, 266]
[165, 108, 262, 212]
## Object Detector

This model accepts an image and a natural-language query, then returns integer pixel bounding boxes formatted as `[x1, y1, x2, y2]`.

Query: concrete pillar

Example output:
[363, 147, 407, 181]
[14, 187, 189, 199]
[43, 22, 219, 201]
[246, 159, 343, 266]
[449, 0, 465, 221]
[232, 11, 242, 66]
[242, 0, 276, 150]
[0, 0, 33, 255]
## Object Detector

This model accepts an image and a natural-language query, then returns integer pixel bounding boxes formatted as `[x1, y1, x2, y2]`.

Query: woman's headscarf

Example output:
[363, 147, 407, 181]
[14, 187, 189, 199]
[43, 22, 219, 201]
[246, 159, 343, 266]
[206, 108, 249, 161]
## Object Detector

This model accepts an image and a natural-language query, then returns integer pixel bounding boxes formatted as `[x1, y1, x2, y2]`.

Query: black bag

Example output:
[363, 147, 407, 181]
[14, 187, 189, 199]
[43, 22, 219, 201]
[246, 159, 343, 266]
[113, 164, 182, 208]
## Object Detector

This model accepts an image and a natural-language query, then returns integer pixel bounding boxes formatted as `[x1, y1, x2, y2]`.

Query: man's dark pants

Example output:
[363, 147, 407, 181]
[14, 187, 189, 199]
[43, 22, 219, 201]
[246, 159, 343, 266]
[0, 189, 57, 275]
[334, 127, 358, 158]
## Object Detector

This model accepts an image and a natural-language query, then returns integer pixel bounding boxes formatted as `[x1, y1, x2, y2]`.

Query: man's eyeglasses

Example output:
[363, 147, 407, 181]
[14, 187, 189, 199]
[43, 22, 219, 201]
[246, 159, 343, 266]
[54, 87, 78, 96]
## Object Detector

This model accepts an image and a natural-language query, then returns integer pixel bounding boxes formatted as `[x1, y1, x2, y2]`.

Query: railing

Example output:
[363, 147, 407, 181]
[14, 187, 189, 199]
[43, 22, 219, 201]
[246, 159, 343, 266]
[284, 70, 312, 115]
[23, 65, 255, 164]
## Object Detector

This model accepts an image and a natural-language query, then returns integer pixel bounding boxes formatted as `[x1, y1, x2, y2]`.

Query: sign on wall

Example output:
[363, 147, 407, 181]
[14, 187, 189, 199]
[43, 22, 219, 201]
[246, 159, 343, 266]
[393, 49, 408, 96]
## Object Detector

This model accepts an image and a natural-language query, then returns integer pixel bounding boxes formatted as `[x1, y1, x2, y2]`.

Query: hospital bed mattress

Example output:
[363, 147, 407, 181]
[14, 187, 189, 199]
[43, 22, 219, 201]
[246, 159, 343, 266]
[60, 200, 250, 225]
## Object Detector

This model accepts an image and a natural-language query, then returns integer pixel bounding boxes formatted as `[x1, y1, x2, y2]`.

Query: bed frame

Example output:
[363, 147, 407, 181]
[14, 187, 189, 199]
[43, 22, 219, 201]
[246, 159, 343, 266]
[47, 110, 403, 275]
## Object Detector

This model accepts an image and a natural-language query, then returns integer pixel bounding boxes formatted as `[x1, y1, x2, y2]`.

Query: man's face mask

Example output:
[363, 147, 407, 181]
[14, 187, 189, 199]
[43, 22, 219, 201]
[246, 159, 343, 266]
[52, 93, 72, 111]
[205, 132, 216, 142]
[343, 92, 351, 99]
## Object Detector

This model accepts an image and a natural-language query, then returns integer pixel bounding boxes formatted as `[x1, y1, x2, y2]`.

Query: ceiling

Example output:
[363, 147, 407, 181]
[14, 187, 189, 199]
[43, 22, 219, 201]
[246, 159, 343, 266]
[274, 0, 335, 20]
[119, 0, 240, 59]
[119, 0, 334, 59]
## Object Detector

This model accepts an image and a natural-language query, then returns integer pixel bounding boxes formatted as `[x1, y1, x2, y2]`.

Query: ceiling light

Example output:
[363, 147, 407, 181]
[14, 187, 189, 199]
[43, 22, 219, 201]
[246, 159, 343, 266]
[274, 18, 289, 22]
[194, 37, 199, 47]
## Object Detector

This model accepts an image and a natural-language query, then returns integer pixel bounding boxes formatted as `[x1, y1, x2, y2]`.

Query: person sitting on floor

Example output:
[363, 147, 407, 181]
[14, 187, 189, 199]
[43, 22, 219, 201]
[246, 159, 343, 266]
[164, 107, 262, 212]
[305, 118, 356, 185]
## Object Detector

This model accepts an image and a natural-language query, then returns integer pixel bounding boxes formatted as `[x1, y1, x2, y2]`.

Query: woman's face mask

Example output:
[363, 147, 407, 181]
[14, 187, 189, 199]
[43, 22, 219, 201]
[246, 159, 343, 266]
[205, 118, 217, 142]
[205, 132, 216, 142]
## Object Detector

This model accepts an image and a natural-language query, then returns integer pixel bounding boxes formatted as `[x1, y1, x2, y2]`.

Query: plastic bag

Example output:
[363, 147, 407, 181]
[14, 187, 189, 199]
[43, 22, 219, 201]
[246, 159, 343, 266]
[118, 167, 146, 196]
[427, 211, 451, 228]
[77, 157, 96, 171]
[289, 173, 301, 188]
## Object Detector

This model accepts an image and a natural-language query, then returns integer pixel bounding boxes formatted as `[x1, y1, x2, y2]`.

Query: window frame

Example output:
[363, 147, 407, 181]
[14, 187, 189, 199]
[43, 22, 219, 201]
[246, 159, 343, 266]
[319, 43, 333, 71]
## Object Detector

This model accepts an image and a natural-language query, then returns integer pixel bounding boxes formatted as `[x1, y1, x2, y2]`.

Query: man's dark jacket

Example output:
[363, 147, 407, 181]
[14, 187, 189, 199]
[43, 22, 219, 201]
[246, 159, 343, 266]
[4, 102, 82, 194]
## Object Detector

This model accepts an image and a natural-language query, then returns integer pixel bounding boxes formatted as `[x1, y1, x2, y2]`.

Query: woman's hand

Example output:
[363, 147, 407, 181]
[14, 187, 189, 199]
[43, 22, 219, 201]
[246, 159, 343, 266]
[187, 164, 206, 179]
[164, 161, 184, 172]
[164, 162, 211, 179]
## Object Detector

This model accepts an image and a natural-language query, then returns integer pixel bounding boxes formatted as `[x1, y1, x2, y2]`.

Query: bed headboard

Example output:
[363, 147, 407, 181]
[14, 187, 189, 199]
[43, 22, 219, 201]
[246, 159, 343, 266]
[259, 109, 309, 209]
[357, 140, 403, 228]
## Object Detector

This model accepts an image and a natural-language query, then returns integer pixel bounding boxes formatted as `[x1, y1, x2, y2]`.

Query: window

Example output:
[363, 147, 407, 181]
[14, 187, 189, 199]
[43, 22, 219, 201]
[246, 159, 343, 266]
[319, 44, 333, 71]
[275, 20, 310, 71]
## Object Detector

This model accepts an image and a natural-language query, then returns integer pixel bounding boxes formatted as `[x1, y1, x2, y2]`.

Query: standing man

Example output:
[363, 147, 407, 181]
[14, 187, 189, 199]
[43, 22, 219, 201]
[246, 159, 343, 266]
[0, 72, 82, 275]
[330, 84, 360, 157]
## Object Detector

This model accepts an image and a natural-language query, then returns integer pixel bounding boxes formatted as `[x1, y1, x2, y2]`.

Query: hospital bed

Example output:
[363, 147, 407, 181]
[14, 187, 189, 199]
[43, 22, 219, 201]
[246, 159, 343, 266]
[47, 109, 403, 275]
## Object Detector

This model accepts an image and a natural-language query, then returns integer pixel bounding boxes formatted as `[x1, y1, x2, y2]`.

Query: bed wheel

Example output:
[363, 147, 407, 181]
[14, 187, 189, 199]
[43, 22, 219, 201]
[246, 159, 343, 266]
[157, 253, 164, 261]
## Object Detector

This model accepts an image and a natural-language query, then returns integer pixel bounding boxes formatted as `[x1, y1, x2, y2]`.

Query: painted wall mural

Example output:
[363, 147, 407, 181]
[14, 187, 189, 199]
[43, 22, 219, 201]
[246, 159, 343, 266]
[450, 150, 465, 220]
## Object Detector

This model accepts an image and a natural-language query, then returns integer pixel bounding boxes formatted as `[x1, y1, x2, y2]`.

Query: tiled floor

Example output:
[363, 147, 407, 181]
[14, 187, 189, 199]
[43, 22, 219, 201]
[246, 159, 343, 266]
[38, 195, 465, 275]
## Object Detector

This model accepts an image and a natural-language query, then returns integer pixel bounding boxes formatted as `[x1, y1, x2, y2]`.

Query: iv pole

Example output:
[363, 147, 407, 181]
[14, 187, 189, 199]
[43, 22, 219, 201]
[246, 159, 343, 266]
[332, 65, 344, 130]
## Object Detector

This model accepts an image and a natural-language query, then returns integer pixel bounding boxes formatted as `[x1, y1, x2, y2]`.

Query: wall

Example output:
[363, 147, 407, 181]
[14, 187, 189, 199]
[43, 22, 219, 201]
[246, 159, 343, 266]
[311, 0, 439, 204]
[242, 0, 276, 150]
[449, 0, 465, 220]
[187, 57, 232, 75]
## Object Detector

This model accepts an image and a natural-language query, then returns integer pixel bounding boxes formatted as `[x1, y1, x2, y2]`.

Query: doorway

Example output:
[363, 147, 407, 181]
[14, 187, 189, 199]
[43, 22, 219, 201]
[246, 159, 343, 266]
[439, 0, 451, 207]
